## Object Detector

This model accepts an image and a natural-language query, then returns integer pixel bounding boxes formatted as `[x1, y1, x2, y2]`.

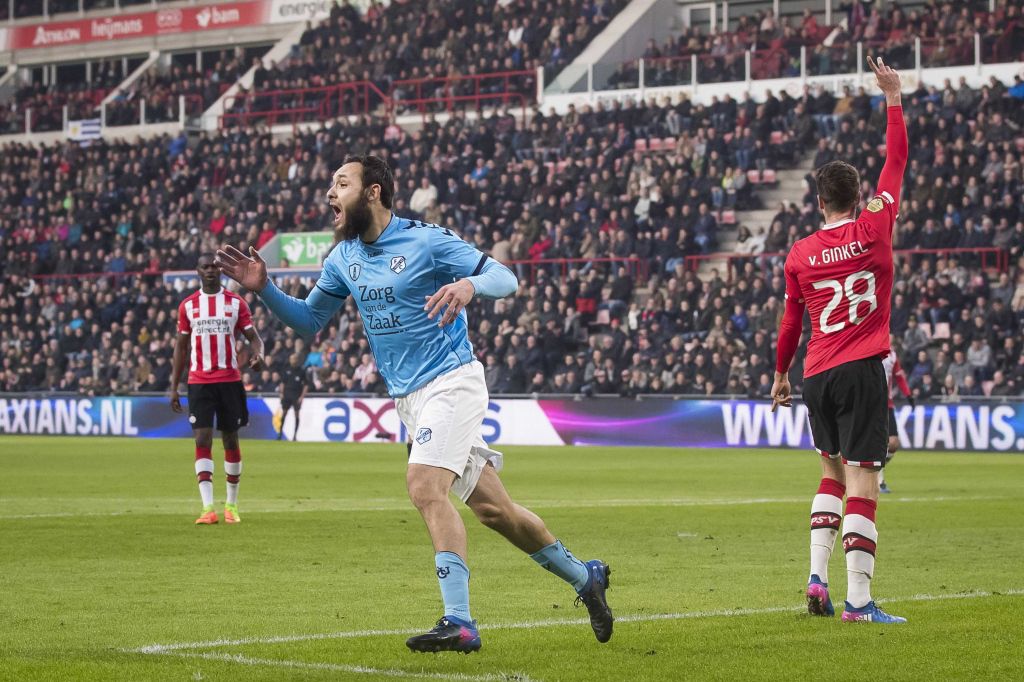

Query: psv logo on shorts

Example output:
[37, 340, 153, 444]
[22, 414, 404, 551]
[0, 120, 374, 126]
[390, 256, 407, 274]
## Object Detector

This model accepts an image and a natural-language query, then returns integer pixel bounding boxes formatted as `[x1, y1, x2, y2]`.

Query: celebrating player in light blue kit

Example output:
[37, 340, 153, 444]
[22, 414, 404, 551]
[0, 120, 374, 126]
[215, 155, 613, 653]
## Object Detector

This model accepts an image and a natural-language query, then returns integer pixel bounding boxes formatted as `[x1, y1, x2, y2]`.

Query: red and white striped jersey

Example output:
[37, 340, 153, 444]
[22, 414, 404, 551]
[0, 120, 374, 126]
[881, 350, 911, 408]
[177, 288, 253, 384]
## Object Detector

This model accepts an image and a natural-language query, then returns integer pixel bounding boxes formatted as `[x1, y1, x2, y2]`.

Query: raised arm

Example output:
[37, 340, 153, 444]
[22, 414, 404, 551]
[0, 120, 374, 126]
[258, 280, 345, 336]
[868, 56, 907, 206]
[216, 245, 348, 337]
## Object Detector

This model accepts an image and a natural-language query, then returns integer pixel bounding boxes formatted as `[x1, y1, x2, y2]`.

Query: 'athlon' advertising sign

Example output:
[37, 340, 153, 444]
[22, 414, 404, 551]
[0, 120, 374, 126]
[2, 0, 330, 52]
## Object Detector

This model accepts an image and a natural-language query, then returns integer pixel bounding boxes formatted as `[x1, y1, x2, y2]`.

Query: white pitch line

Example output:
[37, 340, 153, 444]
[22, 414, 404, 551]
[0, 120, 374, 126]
[0, 511, 136, 520]
[162, 651, 536, 682]
[131, 588, 1024, 655]
[3, 494, 1015, 520]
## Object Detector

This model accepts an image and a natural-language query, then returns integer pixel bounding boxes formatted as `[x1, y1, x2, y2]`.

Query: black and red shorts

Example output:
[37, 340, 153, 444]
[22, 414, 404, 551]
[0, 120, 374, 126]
[802, 357, 887, 468]
[188, 381, 249, 432]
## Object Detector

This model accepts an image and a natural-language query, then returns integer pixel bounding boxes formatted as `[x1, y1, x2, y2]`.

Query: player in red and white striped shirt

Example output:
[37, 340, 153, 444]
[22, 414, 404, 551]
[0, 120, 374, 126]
[171, 254, 265, 525]
[880, 345, 913, 494]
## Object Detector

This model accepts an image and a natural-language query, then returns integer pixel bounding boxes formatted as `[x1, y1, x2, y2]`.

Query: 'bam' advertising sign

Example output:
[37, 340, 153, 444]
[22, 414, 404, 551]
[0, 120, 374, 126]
[280, 234, 333, 267]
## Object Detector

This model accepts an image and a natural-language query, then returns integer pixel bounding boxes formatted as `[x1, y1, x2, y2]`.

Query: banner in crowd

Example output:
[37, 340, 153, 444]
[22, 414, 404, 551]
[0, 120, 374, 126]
[280, 233, 333, 267]
[2, 397, 1022, 452]
[1, 0, 332, 52]
[67, 118, 102, 142]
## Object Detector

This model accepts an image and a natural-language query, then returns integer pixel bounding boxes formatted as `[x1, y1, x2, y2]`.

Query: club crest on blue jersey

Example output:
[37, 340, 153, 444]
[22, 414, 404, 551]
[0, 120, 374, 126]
[349, 263, 361, 280]
[390, 256, 407, 274]
[416, 427, 432, 444]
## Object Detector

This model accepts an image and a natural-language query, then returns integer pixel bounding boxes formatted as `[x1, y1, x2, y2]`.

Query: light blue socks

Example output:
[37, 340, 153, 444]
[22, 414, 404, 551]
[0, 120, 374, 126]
[530, 540, 590, 592]
[435, 551, 472, 623]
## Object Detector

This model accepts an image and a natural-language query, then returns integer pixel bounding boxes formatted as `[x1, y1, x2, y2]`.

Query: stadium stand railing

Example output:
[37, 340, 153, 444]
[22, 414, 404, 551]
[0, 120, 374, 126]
[26, 249, 1011, 292]
[568, 31, 1022, 94]
[221, 70, 536, 127]
[684, 248, 1011, 284]
[101, 93, 208, 127]
[221, 80, 392, 128]
[507, 257, 649, 285]
[390, 70, 537, 115]
[40, 257, 649, 286]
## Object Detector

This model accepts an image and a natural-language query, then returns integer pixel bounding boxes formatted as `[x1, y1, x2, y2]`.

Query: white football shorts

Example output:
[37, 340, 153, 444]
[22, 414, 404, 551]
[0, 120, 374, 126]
[395, 360, 503, 502]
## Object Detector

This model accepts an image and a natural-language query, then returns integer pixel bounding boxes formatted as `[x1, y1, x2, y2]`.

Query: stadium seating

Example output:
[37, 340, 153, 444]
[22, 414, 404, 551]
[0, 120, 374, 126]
[1, 58, 137, 134]
[4, 49, 266, 133]
[225, 0, 628, 124]
[1, 5, 1023, 399]
[108, 48, 263, 126]
[606, 0, 1024, 89]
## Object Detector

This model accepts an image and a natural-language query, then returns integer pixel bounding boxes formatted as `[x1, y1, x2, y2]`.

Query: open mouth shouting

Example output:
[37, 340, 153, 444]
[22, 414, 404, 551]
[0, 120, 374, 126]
[330, 202, 344, 226]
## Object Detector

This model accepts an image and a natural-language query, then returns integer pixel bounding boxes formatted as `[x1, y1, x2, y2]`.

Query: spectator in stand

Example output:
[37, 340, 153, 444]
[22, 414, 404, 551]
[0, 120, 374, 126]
[230, 0, 627, 123]
[6, 58, 140, 134]
[3, 75, 1023, 398]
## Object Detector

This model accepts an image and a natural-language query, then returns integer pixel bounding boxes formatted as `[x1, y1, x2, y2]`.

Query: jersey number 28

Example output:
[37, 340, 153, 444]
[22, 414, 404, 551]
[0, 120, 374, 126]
[811, 270, 877, 334]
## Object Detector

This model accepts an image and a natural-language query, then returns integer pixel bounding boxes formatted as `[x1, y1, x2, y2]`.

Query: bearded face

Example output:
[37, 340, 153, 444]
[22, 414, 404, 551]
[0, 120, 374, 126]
[335, 190, 375, 242]
[327, 163, 376, 241]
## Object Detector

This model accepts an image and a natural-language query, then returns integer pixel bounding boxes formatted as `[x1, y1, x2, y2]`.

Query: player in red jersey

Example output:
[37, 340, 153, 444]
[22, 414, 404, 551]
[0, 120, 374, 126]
[880, 344, 913, 494]
[771, 57, 908, 624]
[171, 254, 265, 525]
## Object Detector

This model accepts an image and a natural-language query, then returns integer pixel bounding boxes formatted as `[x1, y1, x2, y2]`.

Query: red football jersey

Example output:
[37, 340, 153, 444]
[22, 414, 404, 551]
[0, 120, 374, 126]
[177, 288, 253, 384]
[784, 188, 898, 378]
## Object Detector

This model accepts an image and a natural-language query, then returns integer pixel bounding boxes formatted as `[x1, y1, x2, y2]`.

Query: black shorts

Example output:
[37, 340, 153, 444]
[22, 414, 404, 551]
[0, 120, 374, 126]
[887, 407, 897, 437]
[281, 394, 302, 411]
[802, 357, 887, 467]
[188, 381, 249, 432]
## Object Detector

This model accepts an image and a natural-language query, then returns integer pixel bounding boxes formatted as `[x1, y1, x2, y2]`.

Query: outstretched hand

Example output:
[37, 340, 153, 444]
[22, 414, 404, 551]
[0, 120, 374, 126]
[867, 55, 901, 103]
[216, 245, 269, 293]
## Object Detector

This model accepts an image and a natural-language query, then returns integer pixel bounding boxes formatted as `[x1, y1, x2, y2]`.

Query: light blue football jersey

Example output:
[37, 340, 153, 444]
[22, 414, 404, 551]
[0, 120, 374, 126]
[309, 214, 512, 397]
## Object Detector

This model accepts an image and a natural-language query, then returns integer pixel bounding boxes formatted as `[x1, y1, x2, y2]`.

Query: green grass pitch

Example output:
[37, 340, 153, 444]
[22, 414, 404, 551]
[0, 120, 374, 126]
[1, 436, 1022, 681]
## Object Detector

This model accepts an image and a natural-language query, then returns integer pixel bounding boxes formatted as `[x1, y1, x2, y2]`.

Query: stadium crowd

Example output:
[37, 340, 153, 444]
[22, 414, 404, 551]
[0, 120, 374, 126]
[107, 48, 263, 126]
[608, 0, 1024, 89]
[1, 59, 139, 135]
[1, 49, 264, 134]
[229, 0, 627, 123]
[6, 0, 626, 132]
[2, 73, 1024, 397]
